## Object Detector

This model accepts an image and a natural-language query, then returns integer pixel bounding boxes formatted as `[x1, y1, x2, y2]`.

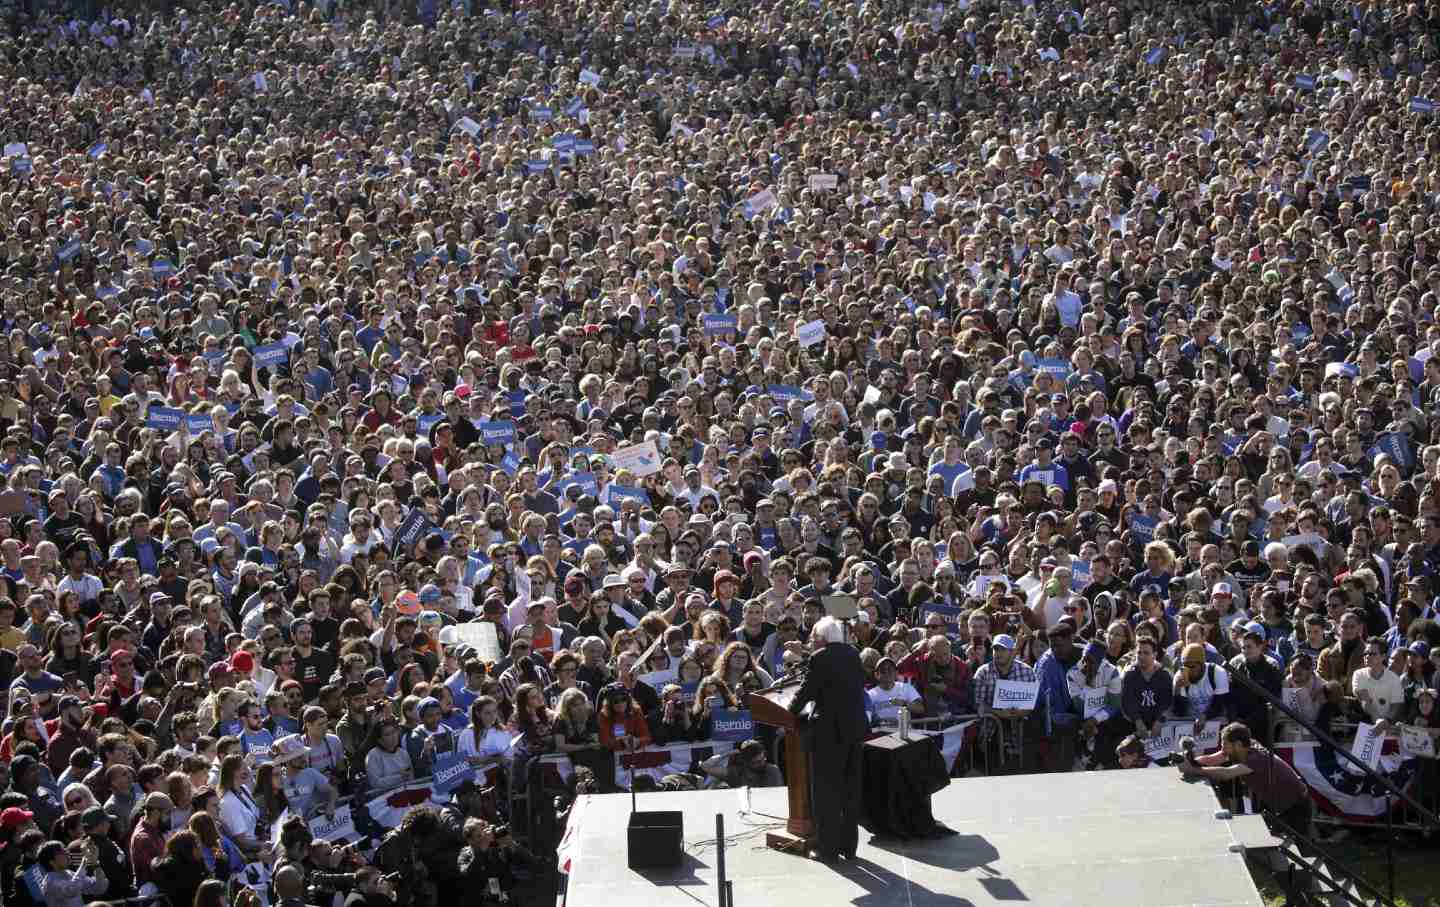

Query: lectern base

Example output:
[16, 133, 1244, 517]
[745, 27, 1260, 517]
[764, 829, 815, 856]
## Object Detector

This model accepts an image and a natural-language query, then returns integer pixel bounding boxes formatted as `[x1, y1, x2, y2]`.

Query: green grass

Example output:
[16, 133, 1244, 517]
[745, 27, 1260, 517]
[1253, 828, 1440, 907]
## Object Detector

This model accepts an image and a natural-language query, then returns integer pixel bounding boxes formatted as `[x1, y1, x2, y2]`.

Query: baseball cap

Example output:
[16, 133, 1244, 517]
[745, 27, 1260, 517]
[1211, 582, 1233, 597]
[230, 651, 255, 674]
[992, 634, 1017, 650]
[0, 807, 34, 829]
[395, 591, 422, 616]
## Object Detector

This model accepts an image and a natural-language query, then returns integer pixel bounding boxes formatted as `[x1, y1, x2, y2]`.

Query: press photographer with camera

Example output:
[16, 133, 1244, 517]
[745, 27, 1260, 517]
[1177, 722, 1314, 838]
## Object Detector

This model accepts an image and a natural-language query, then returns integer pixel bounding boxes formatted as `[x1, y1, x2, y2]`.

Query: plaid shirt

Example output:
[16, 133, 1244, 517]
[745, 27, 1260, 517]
[973, 658, 1038, 748]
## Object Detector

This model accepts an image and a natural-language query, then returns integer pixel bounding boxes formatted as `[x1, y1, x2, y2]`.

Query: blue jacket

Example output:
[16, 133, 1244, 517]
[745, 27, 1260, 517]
[1035, 648, 1082, 733]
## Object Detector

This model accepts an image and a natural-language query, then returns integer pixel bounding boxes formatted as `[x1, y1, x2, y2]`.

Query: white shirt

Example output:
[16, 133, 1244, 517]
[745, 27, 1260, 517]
[867, 681, 921, 722]
[456, 725, 515, 762]
[219, 789, 260, 842]
[1351, 667, 1404, 721]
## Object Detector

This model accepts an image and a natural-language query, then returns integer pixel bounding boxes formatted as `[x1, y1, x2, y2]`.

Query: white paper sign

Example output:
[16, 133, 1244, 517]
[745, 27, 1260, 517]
[455, 116, 481, 137]
[808, 173, 838, 191]
[992, 680, 1039, 710]
[1082, 687, 1108, 720]
[611, 439, 663, 476]
[307, 805, 356, 843]
[797, 319, 827, 348]
[745, 188, 776, 217]
[579, 68, 602, 87]
[1143, 725, 1176, 760]
[1348, 722, 1384, 773]
[1401, 725, 1436, 759]
[451, 621, 503, 663]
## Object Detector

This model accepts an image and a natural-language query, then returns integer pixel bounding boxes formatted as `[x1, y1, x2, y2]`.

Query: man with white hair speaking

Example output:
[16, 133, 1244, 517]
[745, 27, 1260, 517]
[788, 616, 868, 862]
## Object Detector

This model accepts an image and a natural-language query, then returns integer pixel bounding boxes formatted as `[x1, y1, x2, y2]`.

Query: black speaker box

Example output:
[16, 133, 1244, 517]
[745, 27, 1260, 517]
[627, 810, 684, 869]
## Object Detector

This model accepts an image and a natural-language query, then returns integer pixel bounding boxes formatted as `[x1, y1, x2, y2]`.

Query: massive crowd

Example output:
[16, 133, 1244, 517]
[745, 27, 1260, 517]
[1, 0, 1440, 902]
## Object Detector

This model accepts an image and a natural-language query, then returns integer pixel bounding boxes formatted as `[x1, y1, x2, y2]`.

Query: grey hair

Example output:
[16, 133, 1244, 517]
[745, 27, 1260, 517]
[814, 616, 844, 645]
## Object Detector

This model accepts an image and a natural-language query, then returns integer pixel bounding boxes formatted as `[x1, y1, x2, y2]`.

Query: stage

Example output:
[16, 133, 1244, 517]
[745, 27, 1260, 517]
[558, 768, 1276, 906]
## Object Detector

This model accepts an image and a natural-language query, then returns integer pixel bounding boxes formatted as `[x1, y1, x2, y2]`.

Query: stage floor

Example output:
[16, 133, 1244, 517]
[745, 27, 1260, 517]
[560, 768, 1270, 906]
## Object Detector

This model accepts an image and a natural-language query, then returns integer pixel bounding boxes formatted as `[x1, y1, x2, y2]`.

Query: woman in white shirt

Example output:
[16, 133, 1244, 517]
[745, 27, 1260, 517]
[216, 754, 262, 859]
[457, 696, 513, 787]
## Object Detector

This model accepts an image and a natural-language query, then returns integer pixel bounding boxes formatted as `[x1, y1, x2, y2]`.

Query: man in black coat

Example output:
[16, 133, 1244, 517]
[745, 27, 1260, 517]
[788, 616, 869, 862]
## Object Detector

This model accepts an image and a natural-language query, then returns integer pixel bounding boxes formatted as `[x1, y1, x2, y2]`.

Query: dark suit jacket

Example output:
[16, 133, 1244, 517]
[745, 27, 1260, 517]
[789, 643, 869, 746]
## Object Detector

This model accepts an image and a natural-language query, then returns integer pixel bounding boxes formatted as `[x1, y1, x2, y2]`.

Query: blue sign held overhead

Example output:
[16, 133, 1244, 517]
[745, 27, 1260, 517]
[574, 139, 596, 156]
[1295, 74, 1316, 91]
[479, 421, 517, 446]
[525, 159, 550, 174]
[1035, 358, 1072, 379]
[254, 342, 289, 368]
[500, 452, 521, 475]
[1412, 97, 1436, 114]
[553, 133, 575, 152]
[392, 506, 436, 555]
[559, 471, 599, 498]
[607, 484, 651, 506]
[185, 414, 214, 434]
[766, 384, 815, 402]
[146, 407, 184, 431]
[1144, 47, 1165, 65]
[530, 106, 553, 120]
[1369, 431, 1414, 472]
[919, 603, 964, 632]
[1130, 515, 1158, 543]
[418, 413, 445, 433]
[704, 314, 738, 336]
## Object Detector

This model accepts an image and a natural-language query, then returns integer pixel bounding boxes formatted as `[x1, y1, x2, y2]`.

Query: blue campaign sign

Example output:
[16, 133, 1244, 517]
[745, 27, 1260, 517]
[431, 745, 472, 796]
[1369, 431, 1414, 471]
[711, 708, 755, 742]
[88, 142, 108, 158]
[185, 414, 213, 434]
[479, 420, 517, 446]
[560, 471, 599, 498]
[919, 603, 964, 632]
[1144, 47, 1165, 65]
[1411, 97, 1436, 114]
[146, 406, 184, 431]
[574, 139, 596, 156]
[1130, 515, 1158, 543]
[1306, 129, 1329, 153]
[564, 97, 583, 117]
[766, 384, 815, 402]
[418, 413, 445, 433]
[525, 159, 550, 174]
[500, 452, 521, 475]
[704, 314, 738, 336]
[392, 506, 435, 554]
[1295, 74, 1316, 91]
[152, 260, 175, 277]
[254, 342, 289, 368]
[553, 134, 576, 153]
[530, 106, 553, 120]
[57, 239, 83, 261]
[1036, 358, 1071, 379]
[608, 484, 651, 506]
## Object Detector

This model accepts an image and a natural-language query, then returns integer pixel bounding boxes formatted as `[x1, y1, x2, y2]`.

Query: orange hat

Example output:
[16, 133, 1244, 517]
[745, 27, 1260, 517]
[395, 591, 422, 616]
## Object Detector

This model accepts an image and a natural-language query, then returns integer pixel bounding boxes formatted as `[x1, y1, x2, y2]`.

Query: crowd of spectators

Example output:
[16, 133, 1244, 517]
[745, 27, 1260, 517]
[2, 0, 1440, 902]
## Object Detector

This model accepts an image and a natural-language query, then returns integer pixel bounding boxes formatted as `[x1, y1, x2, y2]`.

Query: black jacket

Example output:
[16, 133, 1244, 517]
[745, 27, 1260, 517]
[789, 643, 869, 746]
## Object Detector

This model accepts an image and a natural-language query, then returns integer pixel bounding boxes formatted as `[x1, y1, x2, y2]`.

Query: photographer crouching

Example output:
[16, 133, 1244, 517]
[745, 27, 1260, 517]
[1176, 722, 1314, 840]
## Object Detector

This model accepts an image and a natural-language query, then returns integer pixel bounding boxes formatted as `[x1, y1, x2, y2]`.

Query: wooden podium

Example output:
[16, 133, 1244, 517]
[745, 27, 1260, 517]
[748, 679, 815, 854]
